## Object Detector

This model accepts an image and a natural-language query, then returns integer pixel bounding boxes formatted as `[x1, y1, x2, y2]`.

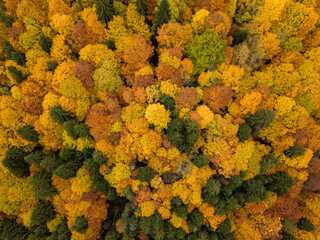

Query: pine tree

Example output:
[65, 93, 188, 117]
[7, 66, 28, 84]
[2, 147, 29, 177]
[16, 125, 39, 142]
[39, 35, 53, 54]
[135, 0, 147, 17]
[154, 0, 171, 31]
[49, 105, 72, 124]
[3, 41, 26, 66]
[74, 215, 88, 233]
[95, 0, 115, 26]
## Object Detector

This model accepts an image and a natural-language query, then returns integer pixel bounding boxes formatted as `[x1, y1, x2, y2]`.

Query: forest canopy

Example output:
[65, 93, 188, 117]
[0, 0, 320, 239]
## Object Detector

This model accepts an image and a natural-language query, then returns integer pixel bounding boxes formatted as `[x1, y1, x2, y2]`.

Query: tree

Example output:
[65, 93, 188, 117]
[30, 201, 56, 237]
[265, 172, 295, 195]
[0, 219, 29, 240]
[24, 150, 46, 167]
[171, 197, 188, 218]
[3, 41, 26, 65]
[284, 145, 306, 158]
[297, 218, 315, 232]
[2, 147, 29, 177]
[49, 105, 72, 124]
[154, 0, 171, 31]
[137, 166, 153, 182]
[47, 219, 71, 240]
[95, 0, 115, 26]
[74, 215, 88, 233]
[186, 29, 227, 74]
[39, 35, 53, 54]
[7, 66, 28, 84]
[192, 154, 209, 168]
[15, 125, 39, 142]
[260, 154, 280, 173]
[237, 123, 252, 142]
[187, 208, 204, 232]
[136, 0, 148, 17]
[29, 171, 57, 200]
[246, 109, 276, 133]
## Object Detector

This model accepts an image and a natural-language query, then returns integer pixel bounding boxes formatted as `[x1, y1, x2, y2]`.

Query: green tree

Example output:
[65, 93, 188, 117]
[236, 123, 252, 142]
[284, 145, 306, 158]
[171, 197, 188, 218]
[46, 61, 58, 72]
[135, 0, 147, 17]
[95, 0, 115, 26]
[74, 215, 88, 233]
[187, 208, 204, 233]
[49, 105, 72, 124]
[0, 11, 15, 27]
[39, 35, 53, 54]
[24, 150, 46, 167]
[232, 30, 249, 46]
[246, 109, 276, 133]
[137, 166, 153, 182]
[48, 219, 71, 240]
[15, 125, 39, 143]
[0, 219, 29, 240]
[265, 172, 294, 195]
[7, 66, 28, 84]
[297, 218, 315, 232]
[3, 41, 26, 66]
[192, 154, 209, 168]
[260, 154, 280, 173]
[2, 147, 29, 177]
[29, 171, 57, 200]
[154, 0, 171, 31]
[40, 154, 62, 172]
[186, 30, 227, 74]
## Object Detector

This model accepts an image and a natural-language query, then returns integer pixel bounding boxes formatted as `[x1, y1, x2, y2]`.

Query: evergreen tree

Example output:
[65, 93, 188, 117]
[236, 123, 252, 142]
[95, 0, 115, 26]
[49, 105, 72, 124]
[135, 0, 147, 17]
[284, 145, 306, 158]
[171, 197, 188, 218]
[39, 35, 53, 54]
[24, 150, 46, 167]
[260, 154, 280, 172]
[232, 30, 249, 46]
[2, 147, 29, 177]
[106, 40, 116, 50]
[74, 215, 88, 233]
[154, 0, 171, 31]
[265, 172, 294, 195]
[0, 219, 29, 240]
[297, 218, 315, 232]
[29, 171, 57, 200]
[15, 125, 39, 142]
[0, 11, 15, 27]
[192, 154, 209, 168]
[3, 41, 26, 66]
[246, 109, 276, 132]
[46, 61, 58, 72]
[161, 94, 175, 112]
[40, 154, 62, 172]
[187, 208, 204, 232]
[48, 219, 71, 240]
[137, 166, 153, 182]
[7, 66, 28, 84]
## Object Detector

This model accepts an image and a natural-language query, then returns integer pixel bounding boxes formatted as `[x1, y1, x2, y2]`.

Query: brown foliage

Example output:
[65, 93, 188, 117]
[302, 172, 320, 194]
[306, 157, 320, 174]
[85, 103, 113, 140]
[73, 60, 95, 92]
[69, 20, 101, 51]
[134, 187, 152, 205]
[267, 195, 302, 223]
[133, 75, 157, 88]
[203, 85, 233, 112]
[175, 87, 199, 110]
[8, 24, 26, 42]
[167, 47, 183, 59]
[21, 95, 44, 115]
[155, 63, 179, 82]
[122, 35, 154, 76]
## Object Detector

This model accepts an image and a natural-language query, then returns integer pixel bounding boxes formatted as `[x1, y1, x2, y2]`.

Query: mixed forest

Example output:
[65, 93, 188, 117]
[0, 0, 320, 239]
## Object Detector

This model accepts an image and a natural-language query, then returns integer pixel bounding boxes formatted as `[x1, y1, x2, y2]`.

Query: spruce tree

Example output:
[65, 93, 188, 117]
[49, 105, 72, 124]
[154, 0, 170, 31]
[74, 215, 88, 233]
[39, 35, 53, 54]
[135, 0, 148, 17]
[95, 0, 115, 26]
[15, 125, 39, 142]
[7, 66, 28, 84]
[3, 41, 26, 66]
[2, 147, 29, 177]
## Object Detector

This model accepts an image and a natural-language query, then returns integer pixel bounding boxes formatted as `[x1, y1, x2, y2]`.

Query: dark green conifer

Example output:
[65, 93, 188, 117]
[3, 41, 26, 65]
[284, 145, 306, 158]
[137, 166, 153, 182]
[46, 61, 58, 72]
[74, 215, 88, 233]
[29, 171, 57, 200]
[236, 123, 252, 142]
[24, 150, 46, 167]
[260, 153, 280, 172]
[2, 147, 29, 177]
[135, 0, 147, 17]
[154, 0, 170, 31]
[39, 35, 53, 54]
[15, 125, 39, 142]
[246, 109, 276, 132]
[7, 66, 28, 83]
[0, 219, 29, 240]
[297, 218, 315, 232]
[49, 105, 72, 124]
[95, 0, 115, 26]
